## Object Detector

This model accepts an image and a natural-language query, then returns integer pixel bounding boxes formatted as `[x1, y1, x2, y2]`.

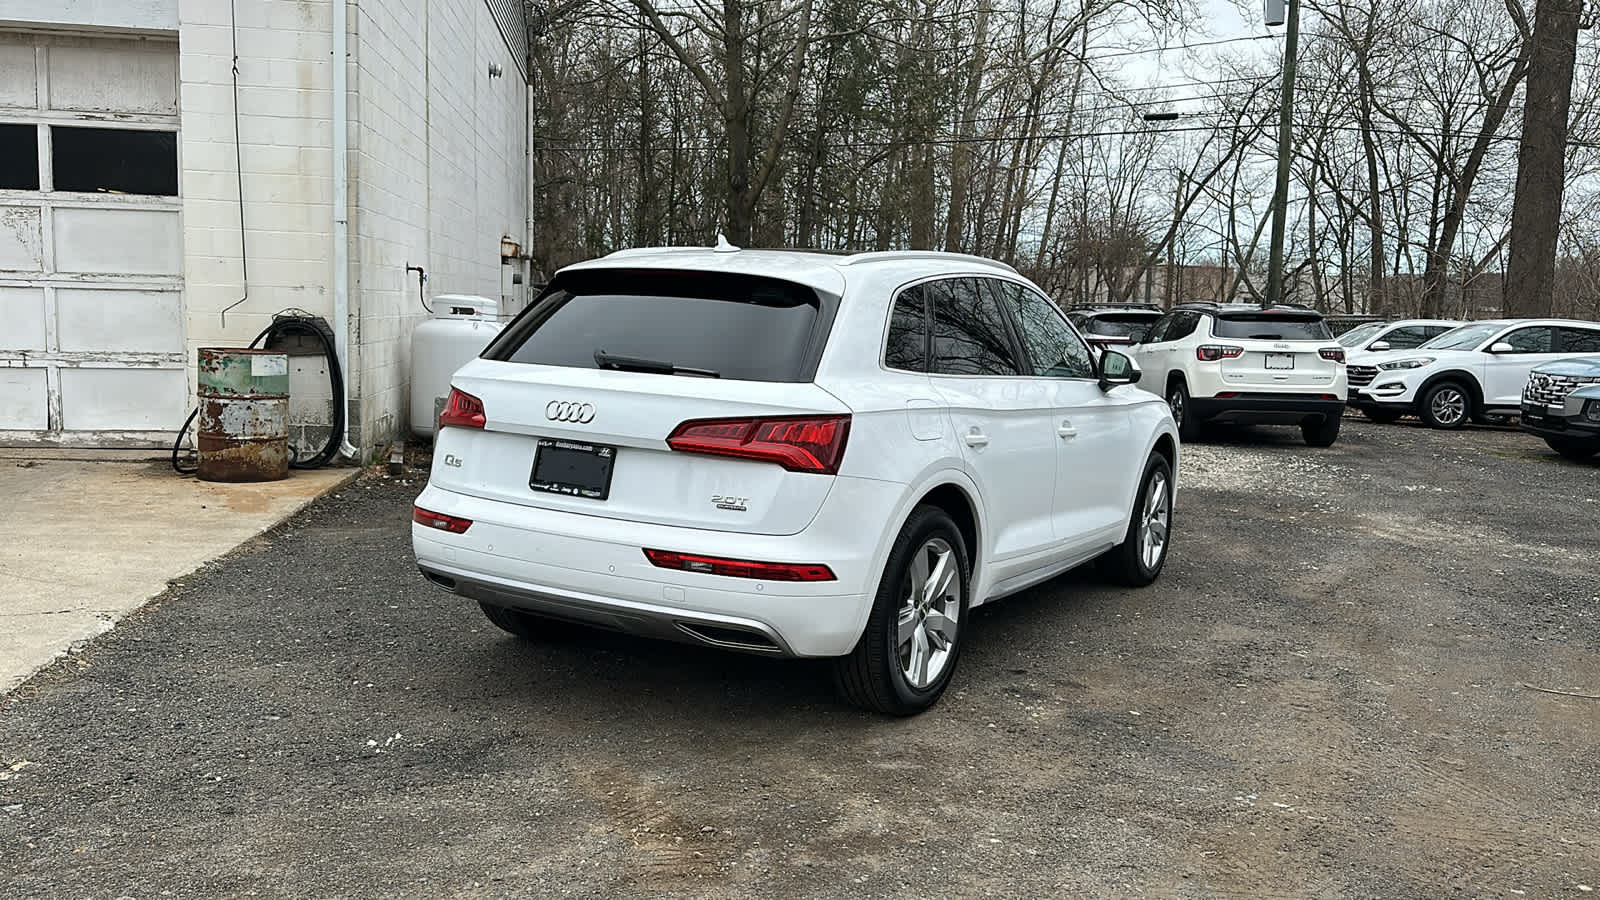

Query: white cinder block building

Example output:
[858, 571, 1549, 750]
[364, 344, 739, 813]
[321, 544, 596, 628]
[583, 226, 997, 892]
[0, 0, 531, 454]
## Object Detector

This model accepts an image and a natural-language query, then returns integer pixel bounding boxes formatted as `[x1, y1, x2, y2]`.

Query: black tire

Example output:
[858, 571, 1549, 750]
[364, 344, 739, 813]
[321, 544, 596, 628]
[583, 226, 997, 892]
[478, 601, 544, 640]
[1419, 381, 1472, 430]
[833, 506, 971, 716]
[1302, 413, 1341, 447]
[1167, 380, 1204, 441]
[1100, 453, 1174, 587]
[1546, 439, 1599, 461]
[1361, 407, 1401, 424]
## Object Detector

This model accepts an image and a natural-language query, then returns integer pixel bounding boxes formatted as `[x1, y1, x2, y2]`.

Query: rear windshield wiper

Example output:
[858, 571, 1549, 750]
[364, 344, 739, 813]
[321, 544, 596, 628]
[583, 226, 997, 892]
[594, 350, 720, 378]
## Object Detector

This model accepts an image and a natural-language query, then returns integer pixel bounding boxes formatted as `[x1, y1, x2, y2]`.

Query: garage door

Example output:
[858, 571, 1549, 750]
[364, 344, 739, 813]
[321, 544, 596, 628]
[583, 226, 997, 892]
[0, 32, 185, 448]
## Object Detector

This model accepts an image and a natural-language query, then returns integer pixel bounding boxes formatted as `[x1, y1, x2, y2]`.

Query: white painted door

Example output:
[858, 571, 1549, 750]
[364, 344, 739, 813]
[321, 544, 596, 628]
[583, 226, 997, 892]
[0, 33, 185, 447]
[924, 277, 1059, 572]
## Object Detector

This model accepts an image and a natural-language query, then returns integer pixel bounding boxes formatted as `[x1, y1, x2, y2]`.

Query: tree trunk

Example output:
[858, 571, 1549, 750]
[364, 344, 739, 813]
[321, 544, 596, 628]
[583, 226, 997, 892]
[1505, 0, 1582, 317]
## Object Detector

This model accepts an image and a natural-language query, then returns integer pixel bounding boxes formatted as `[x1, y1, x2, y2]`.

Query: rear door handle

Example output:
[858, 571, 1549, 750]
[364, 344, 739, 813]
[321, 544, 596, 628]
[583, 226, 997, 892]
[1058, 421, 1078, 439]
[964, 428, 989, 448]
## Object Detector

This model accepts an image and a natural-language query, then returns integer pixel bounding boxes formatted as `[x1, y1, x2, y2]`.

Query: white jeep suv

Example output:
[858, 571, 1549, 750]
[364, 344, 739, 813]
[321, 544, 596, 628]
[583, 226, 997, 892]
[412, 247, 1178, 715]
[1345, 318, 1600, 428]
[1129, 303, 1347, 446]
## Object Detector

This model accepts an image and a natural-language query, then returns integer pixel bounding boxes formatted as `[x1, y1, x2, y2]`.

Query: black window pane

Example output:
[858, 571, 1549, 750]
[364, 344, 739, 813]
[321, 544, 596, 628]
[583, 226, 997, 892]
[1385, 327, 1427, 350]
[1559, 327, 1600, 353]
[885, 285, 928, 371]
[487, 271, 822, 382]
[52, 127, 178, 196]
[1144, 315, 1173, 344]
[1000, 281, 1094, 379]
[931, 278, 1021, 376]
[1501, 327, 1553, 353]
[0, 124, 39, 190]
[1212, 314, 1332, 340]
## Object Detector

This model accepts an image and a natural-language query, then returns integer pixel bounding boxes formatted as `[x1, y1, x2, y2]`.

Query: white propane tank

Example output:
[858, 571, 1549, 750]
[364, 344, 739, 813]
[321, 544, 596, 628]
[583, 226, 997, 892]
[410, 294, 503, 438]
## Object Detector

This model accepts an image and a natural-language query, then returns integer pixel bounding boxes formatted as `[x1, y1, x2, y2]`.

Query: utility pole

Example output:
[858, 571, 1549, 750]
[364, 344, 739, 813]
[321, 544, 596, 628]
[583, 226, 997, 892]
[1166, 168, 1185, 308]
[1264, 0, 1301, 307]
[1504, 0, 1584, 317]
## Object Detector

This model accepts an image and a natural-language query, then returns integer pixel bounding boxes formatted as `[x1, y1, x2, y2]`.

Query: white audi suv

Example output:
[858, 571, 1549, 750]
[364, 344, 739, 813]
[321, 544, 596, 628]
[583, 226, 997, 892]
[412, 246, 1178, 714]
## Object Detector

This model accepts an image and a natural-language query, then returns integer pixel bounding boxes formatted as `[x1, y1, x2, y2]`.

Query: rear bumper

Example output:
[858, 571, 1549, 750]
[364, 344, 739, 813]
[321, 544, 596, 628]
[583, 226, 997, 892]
[411, 481, 895, 658]
[1189, 394, 1345, 425]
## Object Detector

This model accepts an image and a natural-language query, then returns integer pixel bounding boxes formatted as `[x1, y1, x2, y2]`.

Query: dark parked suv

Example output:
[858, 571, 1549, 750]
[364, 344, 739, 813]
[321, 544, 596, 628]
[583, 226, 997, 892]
[1521, 355, 1600, 460]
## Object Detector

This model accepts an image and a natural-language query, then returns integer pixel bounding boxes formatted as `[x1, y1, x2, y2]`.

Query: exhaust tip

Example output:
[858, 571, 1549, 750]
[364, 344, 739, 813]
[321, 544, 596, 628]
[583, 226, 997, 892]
[421, 570, 458, 591]
[676, 622, 780, 652]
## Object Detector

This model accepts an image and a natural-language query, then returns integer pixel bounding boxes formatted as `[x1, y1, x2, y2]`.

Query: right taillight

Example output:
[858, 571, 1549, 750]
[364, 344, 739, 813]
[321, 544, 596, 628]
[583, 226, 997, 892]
[667, 414, 851, 474]
[439, 387, 485, 430]
[1197, 345, 1245, 362]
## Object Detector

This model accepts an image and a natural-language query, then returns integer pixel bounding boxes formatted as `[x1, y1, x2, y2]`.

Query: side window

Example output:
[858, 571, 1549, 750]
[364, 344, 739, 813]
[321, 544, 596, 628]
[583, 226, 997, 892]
[1558, 327, 1600, 353]
[1500, 327, 1553, 354]
[1144, 314, 1174, 344]
[1170, 311, 1201, 341]
[993, 280, 1095, 379]
[885, 285, 928, 372]
[1384, 327, 1429, 350]
[930, 277, 1022, 376]
[1424, 326, 1454, 341]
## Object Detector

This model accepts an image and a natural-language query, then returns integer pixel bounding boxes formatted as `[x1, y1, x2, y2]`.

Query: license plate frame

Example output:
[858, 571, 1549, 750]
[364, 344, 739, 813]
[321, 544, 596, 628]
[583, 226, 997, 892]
[1264, 352, 1295, 370]
[529, 438, 616, 501]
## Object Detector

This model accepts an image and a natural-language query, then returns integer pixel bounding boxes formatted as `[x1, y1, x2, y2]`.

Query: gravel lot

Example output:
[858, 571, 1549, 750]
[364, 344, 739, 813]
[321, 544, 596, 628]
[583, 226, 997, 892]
[3, 418, 1597, 897]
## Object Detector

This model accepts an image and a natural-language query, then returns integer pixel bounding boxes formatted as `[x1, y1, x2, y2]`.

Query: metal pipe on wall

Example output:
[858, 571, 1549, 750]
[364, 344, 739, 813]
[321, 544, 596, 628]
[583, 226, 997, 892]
[331, 0, 358, 460]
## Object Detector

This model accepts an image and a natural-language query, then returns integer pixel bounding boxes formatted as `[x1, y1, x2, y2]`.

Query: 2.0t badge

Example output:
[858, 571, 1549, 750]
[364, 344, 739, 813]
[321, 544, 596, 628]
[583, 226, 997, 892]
[545, 401, 596, 423]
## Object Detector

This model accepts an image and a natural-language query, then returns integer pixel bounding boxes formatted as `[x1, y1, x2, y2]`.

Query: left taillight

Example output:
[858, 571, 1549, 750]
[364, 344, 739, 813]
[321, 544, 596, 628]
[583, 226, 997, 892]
[413, 506, 472, 534]
[667, 414, 850, 475]
[439, 387, 485, 429]
[1319, 348, 1347, 363]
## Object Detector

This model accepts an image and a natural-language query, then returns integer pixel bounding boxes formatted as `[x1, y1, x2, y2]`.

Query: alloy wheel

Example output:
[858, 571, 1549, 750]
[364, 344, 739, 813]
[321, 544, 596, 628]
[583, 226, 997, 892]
[1167, 388, 1185, 427]
[1429, 387, 1467, 427]
[1139, 471, 1171, 570]
[897, 537, 962, 689]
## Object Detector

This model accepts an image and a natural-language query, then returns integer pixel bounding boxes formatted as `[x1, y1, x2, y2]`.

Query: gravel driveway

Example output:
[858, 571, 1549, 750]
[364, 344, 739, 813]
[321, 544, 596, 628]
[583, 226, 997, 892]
[3, 419, 1597, 897]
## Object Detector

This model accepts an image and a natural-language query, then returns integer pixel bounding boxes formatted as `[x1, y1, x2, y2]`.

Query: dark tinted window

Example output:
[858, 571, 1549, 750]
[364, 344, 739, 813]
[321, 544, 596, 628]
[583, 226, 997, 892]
[998, 281, 1094, 378]
[1500, 327, 1553, 353]
[1144, 314, 1175, 344]
[1170, 311, 1202, 340]
[1083, 312, 1160, 340]
[1382, 326, 1431, 350]
[0, 124, 38, 190]
[1212, 313, 1332, 341]
[52, 126, 178, 196]
[886, 285, 928, 371]
[930, 278, 1021, 376]
[488, 270, 822, 382]
[1558, 327, 1600, 353]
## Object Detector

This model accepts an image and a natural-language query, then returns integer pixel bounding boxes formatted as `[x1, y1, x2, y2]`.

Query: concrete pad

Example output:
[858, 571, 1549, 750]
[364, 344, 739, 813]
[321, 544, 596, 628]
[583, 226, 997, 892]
[0, 452, 358, 693]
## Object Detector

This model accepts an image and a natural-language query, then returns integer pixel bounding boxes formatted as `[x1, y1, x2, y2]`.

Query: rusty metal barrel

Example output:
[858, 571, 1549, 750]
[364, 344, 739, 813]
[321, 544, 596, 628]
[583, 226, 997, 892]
[196, 348, 290, 482]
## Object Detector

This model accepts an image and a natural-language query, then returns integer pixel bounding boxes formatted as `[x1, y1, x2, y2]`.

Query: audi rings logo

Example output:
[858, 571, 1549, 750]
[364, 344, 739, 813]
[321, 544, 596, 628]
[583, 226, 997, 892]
[546, 401, 596, 423]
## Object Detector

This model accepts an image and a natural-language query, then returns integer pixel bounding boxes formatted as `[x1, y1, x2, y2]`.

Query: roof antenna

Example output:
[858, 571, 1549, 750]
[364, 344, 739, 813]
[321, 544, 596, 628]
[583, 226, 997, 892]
[713, 233, 740, 253]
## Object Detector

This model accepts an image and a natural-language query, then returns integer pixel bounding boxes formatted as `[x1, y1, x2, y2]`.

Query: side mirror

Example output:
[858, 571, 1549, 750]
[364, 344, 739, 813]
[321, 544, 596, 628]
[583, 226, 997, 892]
[1099, 350, 1142, 391]
[1488, 341, 1515, 354]
[1368, 340, 1391, 352]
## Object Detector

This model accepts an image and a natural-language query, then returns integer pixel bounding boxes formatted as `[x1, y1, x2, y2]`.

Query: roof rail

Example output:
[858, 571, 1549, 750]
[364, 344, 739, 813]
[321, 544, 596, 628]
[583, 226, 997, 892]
[835, 250, 1019, 273]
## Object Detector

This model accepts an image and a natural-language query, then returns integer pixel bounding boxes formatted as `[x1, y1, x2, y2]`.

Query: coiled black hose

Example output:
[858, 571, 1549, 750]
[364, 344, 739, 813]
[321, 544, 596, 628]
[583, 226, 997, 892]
[171, 313, 346, 474]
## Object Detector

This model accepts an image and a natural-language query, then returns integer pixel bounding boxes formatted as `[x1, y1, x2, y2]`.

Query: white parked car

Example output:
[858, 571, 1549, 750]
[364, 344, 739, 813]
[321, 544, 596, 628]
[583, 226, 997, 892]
[1128, 303, 1347, 446]
[412, 247, 1179, 715]
[1337, 318, 1461, 354]
[1345, 318, 1600, 428]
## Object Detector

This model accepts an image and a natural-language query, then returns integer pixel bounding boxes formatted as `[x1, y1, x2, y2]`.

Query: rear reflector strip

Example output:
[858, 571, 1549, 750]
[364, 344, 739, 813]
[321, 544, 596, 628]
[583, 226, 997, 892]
[413, 506, 472, 534]
[644, 549, 836, 582]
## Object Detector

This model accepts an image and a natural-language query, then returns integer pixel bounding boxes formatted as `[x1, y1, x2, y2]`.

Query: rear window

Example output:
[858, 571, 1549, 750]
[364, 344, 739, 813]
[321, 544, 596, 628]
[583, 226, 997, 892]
[486, 270, 825, 382]
[1212, 313, 1332, 341]
[1084, 313, 1160, 339]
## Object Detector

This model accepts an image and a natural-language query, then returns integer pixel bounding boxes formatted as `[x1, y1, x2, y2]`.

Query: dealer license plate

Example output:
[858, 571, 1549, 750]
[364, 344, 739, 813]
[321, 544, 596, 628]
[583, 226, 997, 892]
[529, 438, 615, 500]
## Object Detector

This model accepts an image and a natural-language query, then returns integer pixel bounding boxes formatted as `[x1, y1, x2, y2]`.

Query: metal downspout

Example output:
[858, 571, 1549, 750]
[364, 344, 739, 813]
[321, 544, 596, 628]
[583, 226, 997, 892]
[332, 0, 358, 460]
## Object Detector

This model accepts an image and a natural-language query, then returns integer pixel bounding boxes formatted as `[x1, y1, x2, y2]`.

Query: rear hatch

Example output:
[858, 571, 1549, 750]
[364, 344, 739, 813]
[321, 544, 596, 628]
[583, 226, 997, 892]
[429, 268, 849, 536]
[1209, 310, 1342, 389]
